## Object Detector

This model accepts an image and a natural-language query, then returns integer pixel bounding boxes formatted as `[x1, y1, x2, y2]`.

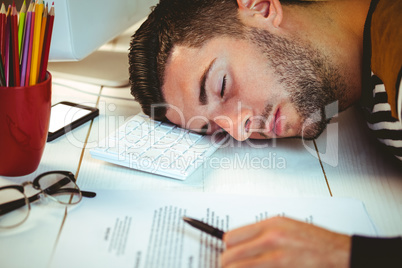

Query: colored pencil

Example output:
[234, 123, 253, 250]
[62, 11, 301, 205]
[0, 4, 6, 65]
[0, 0, 55, 87]
[20, 1, 33, 86]
[37, 2, 47, 73]
[39, 3, 53, 83]
[18, 0, 26, 59]
[0, 49, 5, 86]
[29, 0, 43, 85]
[5, 5, 10, 86]
[10, 3, 20, 86]
[25, 1, 35, 86]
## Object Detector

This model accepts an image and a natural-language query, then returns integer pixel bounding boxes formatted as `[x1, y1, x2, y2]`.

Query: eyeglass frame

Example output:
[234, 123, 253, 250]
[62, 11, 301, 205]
[0, 170, 96, 228]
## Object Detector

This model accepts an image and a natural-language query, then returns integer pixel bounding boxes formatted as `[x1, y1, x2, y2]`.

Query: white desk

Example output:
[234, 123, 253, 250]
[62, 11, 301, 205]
[1, 27, 401, 268]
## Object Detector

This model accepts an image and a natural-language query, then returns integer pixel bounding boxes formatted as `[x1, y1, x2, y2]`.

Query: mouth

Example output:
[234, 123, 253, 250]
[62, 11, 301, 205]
[274, 108, 281, 136]
[264, 108, 280, 136]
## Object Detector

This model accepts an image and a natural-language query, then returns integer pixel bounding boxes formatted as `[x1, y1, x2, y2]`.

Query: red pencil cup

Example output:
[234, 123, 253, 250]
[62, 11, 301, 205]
[0, 72, 52, 176]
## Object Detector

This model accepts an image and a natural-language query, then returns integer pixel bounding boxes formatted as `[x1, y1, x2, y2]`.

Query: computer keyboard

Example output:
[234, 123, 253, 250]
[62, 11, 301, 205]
[90, 114, 227, 180]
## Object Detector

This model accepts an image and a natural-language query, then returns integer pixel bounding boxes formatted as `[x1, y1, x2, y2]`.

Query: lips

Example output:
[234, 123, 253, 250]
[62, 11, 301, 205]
[264, 108, 280, 136]
[274, 109, 281, 136]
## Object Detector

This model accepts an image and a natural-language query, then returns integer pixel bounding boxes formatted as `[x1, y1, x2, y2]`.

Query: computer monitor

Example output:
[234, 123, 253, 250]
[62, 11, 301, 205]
[48, 0, 158, 87]
[5, 0, 158, 86]
[49, 0, 158, 61]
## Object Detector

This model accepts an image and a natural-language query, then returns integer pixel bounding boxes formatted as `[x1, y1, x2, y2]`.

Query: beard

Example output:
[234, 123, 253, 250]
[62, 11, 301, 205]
[247, 28, 346, 140]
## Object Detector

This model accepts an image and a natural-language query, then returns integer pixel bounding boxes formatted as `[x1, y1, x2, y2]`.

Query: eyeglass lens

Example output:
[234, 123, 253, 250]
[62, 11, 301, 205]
[38, 173, 82, 205]
[0, 188, 30, 228]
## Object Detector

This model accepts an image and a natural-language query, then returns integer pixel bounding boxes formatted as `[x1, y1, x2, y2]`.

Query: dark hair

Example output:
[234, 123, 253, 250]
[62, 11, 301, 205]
[129, 0, 244, 120]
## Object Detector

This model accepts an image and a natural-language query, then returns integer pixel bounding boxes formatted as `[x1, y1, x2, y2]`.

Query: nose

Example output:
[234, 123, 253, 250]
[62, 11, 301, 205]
[213, 104, 252, 141]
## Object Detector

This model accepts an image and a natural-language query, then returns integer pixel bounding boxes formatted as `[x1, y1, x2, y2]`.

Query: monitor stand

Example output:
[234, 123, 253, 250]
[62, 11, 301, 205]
[48, 50, 130, 88]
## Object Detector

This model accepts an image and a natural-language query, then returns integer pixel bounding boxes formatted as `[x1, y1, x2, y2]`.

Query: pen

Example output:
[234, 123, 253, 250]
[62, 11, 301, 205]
[183, 216, 225, 240]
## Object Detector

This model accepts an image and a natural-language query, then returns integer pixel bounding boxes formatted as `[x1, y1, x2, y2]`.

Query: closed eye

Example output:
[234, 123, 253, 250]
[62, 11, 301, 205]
[220, 75, 227, 98]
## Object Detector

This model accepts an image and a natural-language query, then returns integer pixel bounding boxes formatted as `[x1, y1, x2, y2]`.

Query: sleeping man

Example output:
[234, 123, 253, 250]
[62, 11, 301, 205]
[129, 0, 402, 267]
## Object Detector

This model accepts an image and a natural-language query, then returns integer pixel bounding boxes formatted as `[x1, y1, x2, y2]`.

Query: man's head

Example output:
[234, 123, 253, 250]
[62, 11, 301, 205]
[129, 0, 360, 141]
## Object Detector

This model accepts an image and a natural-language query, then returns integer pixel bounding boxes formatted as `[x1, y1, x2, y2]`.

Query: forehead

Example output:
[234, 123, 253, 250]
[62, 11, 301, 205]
[164, 44, 201, 111]
[162, 45, 202, 128]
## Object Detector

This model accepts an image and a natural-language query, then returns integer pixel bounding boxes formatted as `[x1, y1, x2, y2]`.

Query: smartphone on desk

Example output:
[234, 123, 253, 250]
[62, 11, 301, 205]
[47, 101, 99, 142]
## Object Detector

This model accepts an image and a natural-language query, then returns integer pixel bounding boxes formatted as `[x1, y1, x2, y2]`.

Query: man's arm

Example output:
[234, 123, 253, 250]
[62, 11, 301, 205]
[221, 217, 402, 268]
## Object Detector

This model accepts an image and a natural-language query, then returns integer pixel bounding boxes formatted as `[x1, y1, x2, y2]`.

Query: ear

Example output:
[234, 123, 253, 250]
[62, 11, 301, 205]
[237, 0, 283, 28]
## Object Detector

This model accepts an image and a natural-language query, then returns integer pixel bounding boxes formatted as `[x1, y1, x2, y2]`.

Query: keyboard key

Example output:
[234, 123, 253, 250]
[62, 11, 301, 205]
[176, 136, 198, 147]
[153, 141, 172, 150]
[124, 120, 142, 131]
[126, 147, 146, 156]
[157, 124, 174, 132]
[148, 131, 166, 141]
[141, 148, 165, 161]
[170, 144, 188, 153]
[164, 132, 183, 141]
[163, 149, 181, 161]
[169, 127, 186, 135]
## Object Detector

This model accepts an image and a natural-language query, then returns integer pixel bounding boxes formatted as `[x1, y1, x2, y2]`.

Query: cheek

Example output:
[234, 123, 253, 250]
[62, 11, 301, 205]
[235, 64, 280, 102]
[166, 108, 187, 128]
[236, 78, 270, 108]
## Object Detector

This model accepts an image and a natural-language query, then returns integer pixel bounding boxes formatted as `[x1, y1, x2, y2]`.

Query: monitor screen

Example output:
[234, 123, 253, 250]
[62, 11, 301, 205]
[4, 0, 157, 61]
[50, 0, 158, 61]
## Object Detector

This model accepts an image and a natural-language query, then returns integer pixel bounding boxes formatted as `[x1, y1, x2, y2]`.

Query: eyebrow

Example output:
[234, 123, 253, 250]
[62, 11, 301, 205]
[199, 58, 217, 106]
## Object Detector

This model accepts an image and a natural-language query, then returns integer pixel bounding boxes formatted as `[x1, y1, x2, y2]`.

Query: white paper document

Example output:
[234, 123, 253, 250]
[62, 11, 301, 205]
[50, 190, 378, 268]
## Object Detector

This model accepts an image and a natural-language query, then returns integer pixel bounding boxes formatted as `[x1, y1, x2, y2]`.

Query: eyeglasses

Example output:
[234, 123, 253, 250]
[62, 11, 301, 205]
[0, 171, 96, 229]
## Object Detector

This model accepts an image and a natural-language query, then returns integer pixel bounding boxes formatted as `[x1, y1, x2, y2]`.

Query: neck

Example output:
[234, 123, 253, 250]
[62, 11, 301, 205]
[281, 0, 372, 110]
[281, 1, 371, 37]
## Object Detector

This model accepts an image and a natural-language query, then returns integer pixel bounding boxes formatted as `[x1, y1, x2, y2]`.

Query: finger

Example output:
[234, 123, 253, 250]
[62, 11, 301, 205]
[224, 216, 284, 247]
[224, 221, 267, 247]
[222, 229, 281, 266]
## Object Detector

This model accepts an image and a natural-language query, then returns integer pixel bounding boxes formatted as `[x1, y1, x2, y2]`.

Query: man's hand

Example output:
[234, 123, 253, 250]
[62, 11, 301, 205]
[221, 216, 351, 268]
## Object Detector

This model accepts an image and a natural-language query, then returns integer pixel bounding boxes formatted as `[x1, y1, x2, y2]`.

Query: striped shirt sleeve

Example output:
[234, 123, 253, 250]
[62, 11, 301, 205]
[364, 74, 402, 161]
